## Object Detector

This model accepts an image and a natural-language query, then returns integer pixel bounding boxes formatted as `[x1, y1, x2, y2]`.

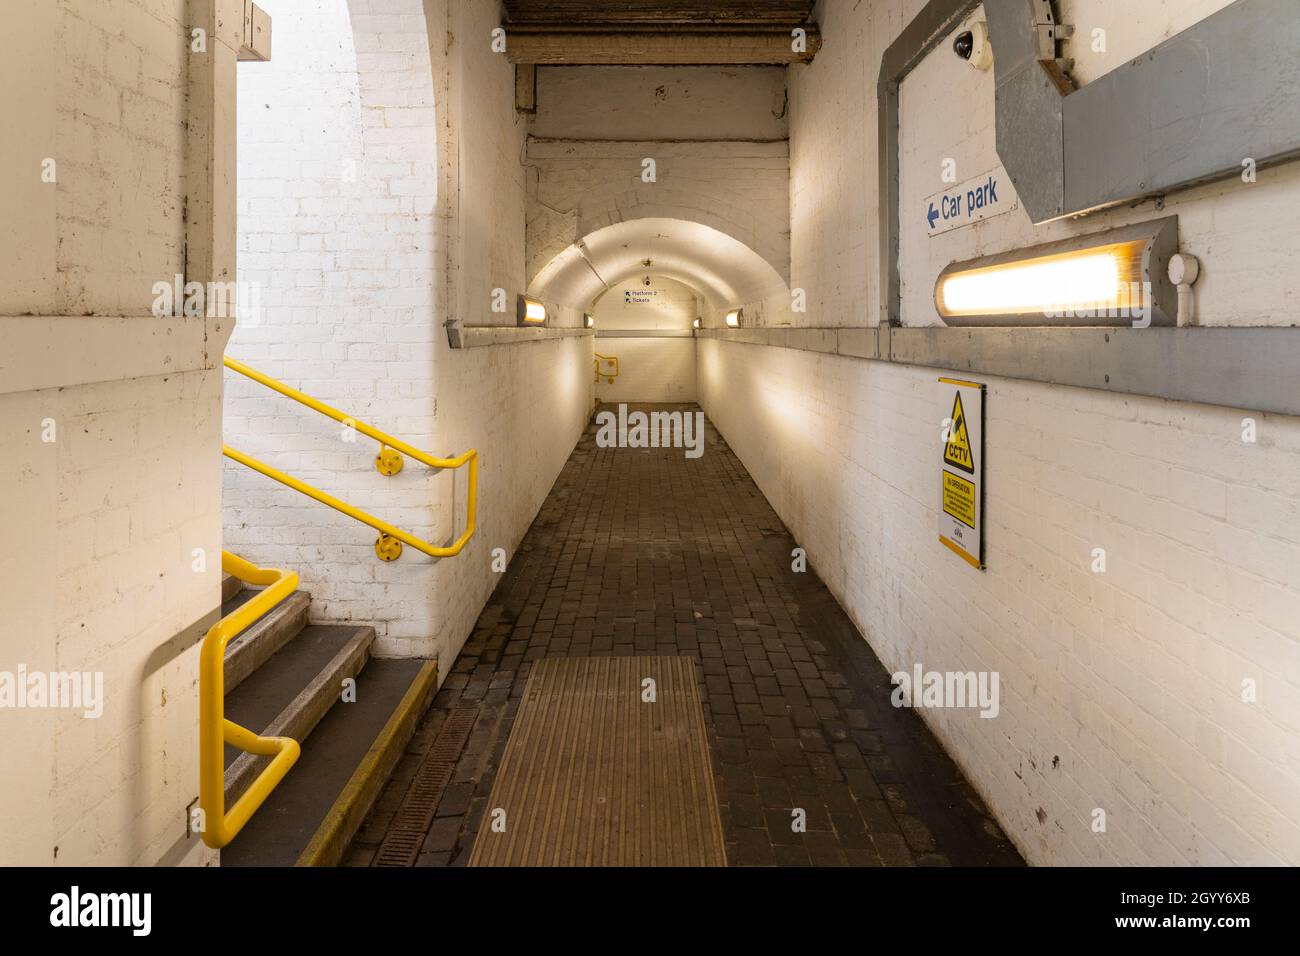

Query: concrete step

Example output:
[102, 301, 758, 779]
[223, 624, 376, 807]
[222, 658, 438, 868]
[221, 590, 312, 695]
[221, 572, 243, 604]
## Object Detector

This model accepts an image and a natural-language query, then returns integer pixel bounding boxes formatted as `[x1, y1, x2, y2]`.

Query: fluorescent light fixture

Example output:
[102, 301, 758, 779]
[692, 318, 701, 329]
[584, 313, 595, 328]
[934, 216, 1179, 327]
[517, 295, 548, 326]
[724, 309, 743, 328]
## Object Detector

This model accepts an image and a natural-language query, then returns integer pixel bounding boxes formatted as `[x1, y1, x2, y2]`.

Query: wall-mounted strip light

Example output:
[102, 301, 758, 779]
[934, 216, 1179, 327]
[724, 308, 743, 328]
[517, 295, 548, 327]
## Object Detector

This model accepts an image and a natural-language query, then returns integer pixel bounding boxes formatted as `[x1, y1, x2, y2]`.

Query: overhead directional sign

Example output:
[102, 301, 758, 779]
[938, 378, 985, 570]
[924, 168, 1018, 237]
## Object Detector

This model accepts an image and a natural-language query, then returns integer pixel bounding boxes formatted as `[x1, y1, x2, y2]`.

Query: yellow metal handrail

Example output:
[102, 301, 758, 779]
[223, 356, 478, 561]
[594, 352, 620, 384]
[199, 551, 301, 849]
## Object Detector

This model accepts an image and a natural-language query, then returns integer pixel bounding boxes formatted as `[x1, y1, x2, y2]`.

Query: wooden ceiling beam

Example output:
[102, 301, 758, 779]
[504, 27, 821, 65]
[502, 1, 816, 25]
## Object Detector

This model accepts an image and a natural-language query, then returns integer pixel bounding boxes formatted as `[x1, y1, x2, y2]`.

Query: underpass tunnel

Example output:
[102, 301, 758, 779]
[5, 0, 1300, 883]
[589, 275, 700, 404]
[528, 217, 792, 404]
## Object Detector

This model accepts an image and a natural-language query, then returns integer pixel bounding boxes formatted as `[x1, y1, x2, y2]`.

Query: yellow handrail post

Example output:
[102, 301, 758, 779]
[593, 352, 620, 385]
[204, 355, 483, 843]
[198, 552, 300, 849]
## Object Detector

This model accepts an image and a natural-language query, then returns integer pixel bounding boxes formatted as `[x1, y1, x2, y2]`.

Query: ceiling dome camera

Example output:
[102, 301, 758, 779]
[952, 21, 992, 70]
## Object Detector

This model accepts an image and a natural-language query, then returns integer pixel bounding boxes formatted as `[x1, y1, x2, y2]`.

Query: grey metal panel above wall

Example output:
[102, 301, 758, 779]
[1063, 0, 1300, 215]
[700, 325, 1300, 417]
[984, 0, 1066, 221]
[983, 0, 1300, 223]
[995, 65, 1066, 221]
[888, 327, 1300, 416]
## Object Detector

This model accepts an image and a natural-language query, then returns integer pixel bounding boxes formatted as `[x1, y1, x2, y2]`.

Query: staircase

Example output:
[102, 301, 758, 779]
[216, 572, 438, 866]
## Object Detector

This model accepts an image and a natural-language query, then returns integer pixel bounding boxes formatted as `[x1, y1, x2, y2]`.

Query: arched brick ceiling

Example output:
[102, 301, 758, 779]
[528, 217, 789, 312]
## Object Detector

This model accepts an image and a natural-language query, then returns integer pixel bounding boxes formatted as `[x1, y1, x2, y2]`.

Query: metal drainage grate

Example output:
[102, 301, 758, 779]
[372, 707, 478, 866]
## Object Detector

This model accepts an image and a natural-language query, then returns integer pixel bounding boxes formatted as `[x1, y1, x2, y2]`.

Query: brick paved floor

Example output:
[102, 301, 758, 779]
[348, 405, 1023, 867]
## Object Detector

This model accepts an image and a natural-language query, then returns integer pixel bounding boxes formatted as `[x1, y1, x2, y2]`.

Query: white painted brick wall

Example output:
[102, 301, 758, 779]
[526, 140, 791, 291]
[227, 0, 443, 652]
[525, 64, 791, 288]
[697, 0, 1300, 865]
[593, 276, 699, 403]
[3, 372, 223, 867]
[229, 0, 592, 669]
[701, 338, 1300, 865]
[532, 66, 789, 142]
[426, 0, 593, 667]
[595, 338, 698, 404]
[1, 0, 219, 867]
[0, 0, 189, 317]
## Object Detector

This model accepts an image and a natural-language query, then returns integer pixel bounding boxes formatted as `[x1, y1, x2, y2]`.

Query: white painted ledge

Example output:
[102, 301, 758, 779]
[445, 322, 595, 349]
[596, 329, 694, 338]
[0, 314, 233, 395]
[695, 326, 881, 359]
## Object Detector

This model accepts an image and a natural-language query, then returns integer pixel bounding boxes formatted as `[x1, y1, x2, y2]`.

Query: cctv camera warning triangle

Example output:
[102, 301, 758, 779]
[944, 392, 975, 474]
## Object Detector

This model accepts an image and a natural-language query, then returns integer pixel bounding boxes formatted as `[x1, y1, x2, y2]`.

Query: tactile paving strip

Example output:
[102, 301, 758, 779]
[468, 656, 726, 867]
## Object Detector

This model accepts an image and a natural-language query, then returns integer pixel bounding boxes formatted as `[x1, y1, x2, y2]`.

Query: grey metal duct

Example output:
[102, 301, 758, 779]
[985, 0, 1300, 223]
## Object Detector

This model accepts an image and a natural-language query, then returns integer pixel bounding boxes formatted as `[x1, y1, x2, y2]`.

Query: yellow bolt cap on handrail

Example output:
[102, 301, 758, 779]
[375, 533, 403, 562]
[375, 446, 404, 476]
[199, 552, 300, 849]
[223, 444, 478, 559]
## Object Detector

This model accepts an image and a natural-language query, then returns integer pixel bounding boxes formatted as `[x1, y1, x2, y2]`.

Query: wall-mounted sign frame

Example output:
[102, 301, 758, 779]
[938, 377, 985, 569]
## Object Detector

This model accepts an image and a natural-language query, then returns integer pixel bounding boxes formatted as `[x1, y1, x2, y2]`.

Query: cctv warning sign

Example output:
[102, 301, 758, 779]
[942, 471, 977, 529]
[943, 391, 975, 474]
[939, 378, 985, 569]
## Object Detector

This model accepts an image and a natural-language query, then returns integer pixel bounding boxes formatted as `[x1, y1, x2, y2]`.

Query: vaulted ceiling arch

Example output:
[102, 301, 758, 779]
[528, 217, 789, 313]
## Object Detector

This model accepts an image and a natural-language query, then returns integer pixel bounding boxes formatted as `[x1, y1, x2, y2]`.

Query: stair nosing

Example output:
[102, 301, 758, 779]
[297, 659, 440, 867]
[224, 624, 376, 807]
[223, 591, 312, 695]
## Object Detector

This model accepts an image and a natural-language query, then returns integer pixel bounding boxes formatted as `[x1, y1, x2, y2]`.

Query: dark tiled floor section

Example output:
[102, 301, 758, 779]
[348, 405, 1023, 867]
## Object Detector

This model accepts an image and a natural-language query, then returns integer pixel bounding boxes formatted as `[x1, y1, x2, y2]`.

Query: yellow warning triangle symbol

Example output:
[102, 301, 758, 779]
[944, 391, 975, 474]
